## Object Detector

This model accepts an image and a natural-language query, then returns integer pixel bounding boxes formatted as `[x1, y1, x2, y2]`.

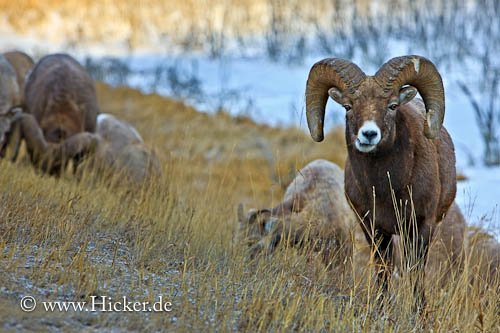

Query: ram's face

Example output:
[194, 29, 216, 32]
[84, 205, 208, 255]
[329, 80, 417, 154]
[347, 86, 398, 154]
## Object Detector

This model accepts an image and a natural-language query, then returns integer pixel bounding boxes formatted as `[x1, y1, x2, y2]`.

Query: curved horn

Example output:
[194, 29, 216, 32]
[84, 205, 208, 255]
[375, 55, 445, 139]
[305, 58, 366, 142]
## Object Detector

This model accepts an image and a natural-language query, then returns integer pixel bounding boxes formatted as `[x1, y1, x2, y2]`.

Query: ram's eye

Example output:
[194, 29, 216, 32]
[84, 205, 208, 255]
[343, 104, 352, 111]
[388, 103, 398, 111]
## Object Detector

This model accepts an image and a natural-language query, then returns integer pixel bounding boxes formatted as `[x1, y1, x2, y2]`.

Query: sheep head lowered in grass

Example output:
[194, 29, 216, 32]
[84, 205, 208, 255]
[237, 159, 361, 265]
[305, 55, 457, 312]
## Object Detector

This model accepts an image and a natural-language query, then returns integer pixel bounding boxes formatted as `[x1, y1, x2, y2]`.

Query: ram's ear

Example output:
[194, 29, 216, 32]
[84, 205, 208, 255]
[399, 86, 418, 105]
[328, 87, 344, 105]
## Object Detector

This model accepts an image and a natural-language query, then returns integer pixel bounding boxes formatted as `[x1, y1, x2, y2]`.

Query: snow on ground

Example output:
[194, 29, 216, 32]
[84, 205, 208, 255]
[457, 166, 500, 235]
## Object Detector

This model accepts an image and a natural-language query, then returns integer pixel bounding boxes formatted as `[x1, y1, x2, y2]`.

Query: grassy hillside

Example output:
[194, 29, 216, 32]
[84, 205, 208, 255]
[0, 83, 498, 331]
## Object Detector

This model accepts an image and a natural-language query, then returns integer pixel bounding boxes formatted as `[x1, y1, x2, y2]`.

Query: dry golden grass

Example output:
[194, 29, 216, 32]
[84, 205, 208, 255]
[0, 83, 498, 331]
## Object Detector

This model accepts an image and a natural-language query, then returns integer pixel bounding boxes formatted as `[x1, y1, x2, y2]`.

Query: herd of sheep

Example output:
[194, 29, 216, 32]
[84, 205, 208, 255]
[0, 51, 159, 182]
[0, 50, 499, 312]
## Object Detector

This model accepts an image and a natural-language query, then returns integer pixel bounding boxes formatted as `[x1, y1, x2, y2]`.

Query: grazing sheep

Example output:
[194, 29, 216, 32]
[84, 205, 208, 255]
[305, 55, 456, 310]
[20, 53, 100, 173]
[78, 113, 161, 184]
[0, 51, 35, 161]
[237, 159, 363, 264]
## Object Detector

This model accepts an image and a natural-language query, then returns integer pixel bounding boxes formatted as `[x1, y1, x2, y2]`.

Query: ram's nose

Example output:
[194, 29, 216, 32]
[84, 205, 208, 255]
[358, 121, 381, 144]
[361, 129, 378, 142]
[355, 121, 381, 153]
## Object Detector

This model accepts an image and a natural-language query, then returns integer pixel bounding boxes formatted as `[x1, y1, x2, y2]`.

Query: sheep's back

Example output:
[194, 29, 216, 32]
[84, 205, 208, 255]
[284, 159, 358, 241]
[25, 54, 98, 133]
[97, 113, 143, 152]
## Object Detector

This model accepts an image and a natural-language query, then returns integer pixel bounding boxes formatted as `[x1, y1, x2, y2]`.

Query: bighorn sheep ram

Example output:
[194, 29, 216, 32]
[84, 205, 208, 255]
[77, 113, 161, 184]
[0, 51, 34, 160]
[17, 53, 100, 174]
[238, 159, 364, 264]
[305, 55, 456, 310]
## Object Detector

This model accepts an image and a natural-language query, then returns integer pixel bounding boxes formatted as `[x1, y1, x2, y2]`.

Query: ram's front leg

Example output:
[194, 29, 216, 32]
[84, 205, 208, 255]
[17, 113, 49, 167]
[17, 113, 62, 173]
[5, 120, 22, 162]
[404, 220, 432, 314]
[360, 225, 393, 302]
